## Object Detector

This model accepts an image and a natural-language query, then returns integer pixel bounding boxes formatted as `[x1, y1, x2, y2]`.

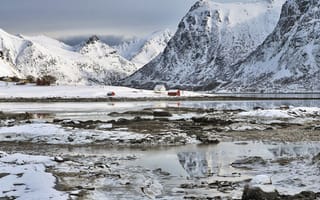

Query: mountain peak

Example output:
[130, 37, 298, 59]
[221, 0, 320, 92]
[86, 35, 100, 45]
[114, 29, 173, 68]
[121, 0, 284, 90]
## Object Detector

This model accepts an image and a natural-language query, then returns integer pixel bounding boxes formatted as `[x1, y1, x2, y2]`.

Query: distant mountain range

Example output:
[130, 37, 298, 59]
[114, 30, 173, 68]
[0, 29, 171, 85]
[1, 0, 319, 93]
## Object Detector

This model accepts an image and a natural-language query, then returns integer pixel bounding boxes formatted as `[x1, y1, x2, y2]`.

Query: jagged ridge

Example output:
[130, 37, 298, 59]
[122, 0, 285, 90]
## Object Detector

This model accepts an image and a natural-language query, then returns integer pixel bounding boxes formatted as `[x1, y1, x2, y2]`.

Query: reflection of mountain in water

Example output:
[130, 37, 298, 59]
[177, 143, 320, 179]
[268, 144, 320, 159]
[178, 152, 216, 178]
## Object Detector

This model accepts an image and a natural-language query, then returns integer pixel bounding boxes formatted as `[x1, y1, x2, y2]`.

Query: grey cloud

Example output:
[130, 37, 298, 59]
[0, 0, 196, 38]
[60, 35, 131, 46]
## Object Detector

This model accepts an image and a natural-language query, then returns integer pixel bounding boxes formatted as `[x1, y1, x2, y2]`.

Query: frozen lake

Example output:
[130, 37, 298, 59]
[0, 99, 320, 120]
[0, 100, 319, 199]
[1, 141, 319, 199]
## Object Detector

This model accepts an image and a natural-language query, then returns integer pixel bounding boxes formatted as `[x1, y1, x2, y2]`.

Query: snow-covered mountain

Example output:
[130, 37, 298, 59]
[0, 29, 26, 77]
[114, 30, 173, 68]
[75, 35, 138, 84]
[0, 30, 137, 85]
[122, 0, 285, 90]
[221, 0, 320, 93]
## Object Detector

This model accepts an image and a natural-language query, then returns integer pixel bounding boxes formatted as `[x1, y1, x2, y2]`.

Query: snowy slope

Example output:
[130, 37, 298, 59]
[0, 30, 137, 85]
[221, 0, 320, 93]
[115, 30, 172, 68]
[122, 0, 285, 90]
[76, 36, 138, 84]
[0, 29, 26, 77]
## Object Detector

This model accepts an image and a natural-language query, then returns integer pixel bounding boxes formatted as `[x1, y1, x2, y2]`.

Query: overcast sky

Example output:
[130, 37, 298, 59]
[0, 0, 250, 45]
[0, 0, 198, 42]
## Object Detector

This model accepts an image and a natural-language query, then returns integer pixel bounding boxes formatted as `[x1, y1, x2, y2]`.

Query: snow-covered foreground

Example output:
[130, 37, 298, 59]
[0, 82, 205, 99]
[0, 152, 67, 200]
[0, 142, 319, 200]
[0, 101, 319, 199]
[0, 122, 198, 145]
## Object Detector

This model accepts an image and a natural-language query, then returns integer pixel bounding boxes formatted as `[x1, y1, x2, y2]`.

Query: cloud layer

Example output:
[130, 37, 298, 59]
[0, 0, 196, 38]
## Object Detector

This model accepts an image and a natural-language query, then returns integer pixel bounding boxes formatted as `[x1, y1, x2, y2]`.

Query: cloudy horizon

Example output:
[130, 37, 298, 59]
[0, 0, 199, 45]
[0, 0, 263, 45]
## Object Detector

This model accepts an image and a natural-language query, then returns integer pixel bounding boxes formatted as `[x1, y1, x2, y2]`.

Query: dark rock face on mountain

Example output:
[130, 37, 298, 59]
[220, 0, 320, 92]
[86, 35, 100, 45]
[122, 0, 284, 90]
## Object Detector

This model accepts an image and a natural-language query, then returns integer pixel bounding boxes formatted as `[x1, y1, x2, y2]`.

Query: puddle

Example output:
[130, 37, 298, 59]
[16, 141, 316, 199]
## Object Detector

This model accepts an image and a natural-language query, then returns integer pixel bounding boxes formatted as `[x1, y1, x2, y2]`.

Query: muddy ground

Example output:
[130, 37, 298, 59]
[0, 105, 320, 199]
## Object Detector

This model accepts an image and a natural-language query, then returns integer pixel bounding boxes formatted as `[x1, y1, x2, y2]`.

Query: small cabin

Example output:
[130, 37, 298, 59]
[168, 89, 181, 97]
[154, 84, 166, 93]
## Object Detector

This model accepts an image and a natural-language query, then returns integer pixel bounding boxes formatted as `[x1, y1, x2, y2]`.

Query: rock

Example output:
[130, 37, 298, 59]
[282, 191, 318, 200]
[152, 168, 170, 176]
[153, 110, 172, 117]
[196, 133, 220, 144]
[54, 156, 65, 163]
[242, 185, 280, 200]
[180, 183, 196, 189]
[280, 105, 290, 110]
[242, 186, 319, 200]
[253, 107, 264, 110]
[232, 157, 267, 168]
[192, 116, 233, 126]
[115, 118, 129, 124]
[0, 173, 10, 179]
[86, 35, 100, 44]
[312, 153, 320, 164]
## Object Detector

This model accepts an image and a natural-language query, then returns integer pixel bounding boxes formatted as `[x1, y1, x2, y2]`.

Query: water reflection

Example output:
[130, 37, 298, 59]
[0, 100, 319, 121]
[175, 142, 320, 191]
[178, 152, 212, 178]
[178, 100, 320, 110]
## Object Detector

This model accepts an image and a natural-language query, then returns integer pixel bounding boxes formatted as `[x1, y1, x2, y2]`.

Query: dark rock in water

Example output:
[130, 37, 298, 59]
[67, 136, 74, 142]
[153, 110, 172, 117]
[242, 185, 280, 200]
[282, 191, 318, 200]
[312, 153, 320, 164]
[115, 118, 129, 125]
[279, 105, 290, 110]
[0, 173, 10, 179]
[253, 107, 264, 110]
[153, 168, 170, 176]
[196, 133, 220, 144]
[232, 156, 267, 168]
[54, 156, 65, 163]
[180, 183, 197, 189]
[0, 112, 33, 120]
[242, 186, 319, 200]
[192, 116, 233, 126]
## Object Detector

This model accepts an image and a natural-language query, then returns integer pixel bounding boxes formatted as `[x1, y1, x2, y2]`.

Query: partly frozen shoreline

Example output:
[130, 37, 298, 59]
[1, 82, 320, 102]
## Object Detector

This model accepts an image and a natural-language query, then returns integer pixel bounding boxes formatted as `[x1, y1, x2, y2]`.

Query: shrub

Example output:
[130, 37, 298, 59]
[36, 75, 57, 86]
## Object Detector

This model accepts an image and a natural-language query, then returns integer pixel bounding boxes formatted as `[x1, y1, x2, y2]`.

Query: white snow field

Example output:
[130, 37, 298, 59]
[0, 82, 206, 99]
[0, 152, 67, 200]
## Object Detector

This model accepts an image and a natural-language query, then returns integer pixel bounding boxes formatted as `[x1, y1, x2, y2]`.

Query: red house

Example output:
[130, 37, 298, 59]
[168, 90, 181, 97]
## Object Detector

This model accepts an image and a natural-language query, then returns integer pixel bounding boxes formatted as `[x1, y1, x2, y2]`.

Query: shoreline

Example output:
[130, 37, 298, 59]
[1, 96, 320, 102]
